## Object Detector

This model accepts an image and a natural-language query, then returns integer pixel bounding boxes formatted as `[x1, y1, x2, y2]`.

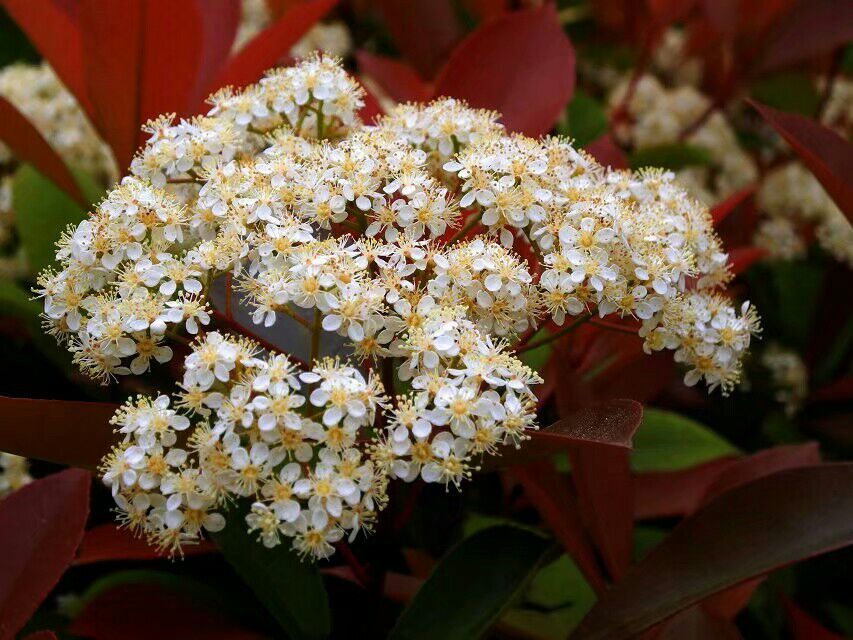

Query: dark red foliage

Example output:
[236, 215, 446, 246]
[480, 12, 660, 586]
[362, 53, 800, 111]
[0, 470, 90, 640]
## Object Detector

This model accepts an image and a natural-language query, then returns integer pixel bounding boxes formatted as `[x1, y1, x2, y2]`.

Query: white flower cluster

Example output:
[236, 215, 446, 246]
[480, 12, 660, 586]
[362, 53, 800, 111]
[756, 163, 853, 267]
[0, 62, 115, 278]
[0, 452, 32, 496]
[759, 343, 808, 416]
[31, 55, 758, 554]
[102, 326, 536, 558]
[609, 75, 757, 205]
[234, 0, 351, 59]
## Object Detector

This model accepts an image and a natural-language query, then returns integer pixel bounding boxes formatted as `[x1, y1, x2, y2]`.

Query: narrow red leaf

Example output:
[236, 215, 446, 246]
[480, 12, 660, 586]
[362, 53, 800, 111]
[211, 0, 339, 92]
[0, 396, 118, 471]
[0, 97, 85, 206]
[700, 442, 821, 505]
[1, 0, 91, 116]
[658, 605, 743, 640]
[783, 597, 845, 640]
[758, 0, 853, 72]
[22, 632, 58, 640]
[0, 469, 90, 639]
[584, 134, 629, 169]
[569, 443, 634, 581]
[702, 577, 764, 620]
[491, 399, 643, 468]
[808, 378, 853, 405]
[358, 86, 385, 124]
[433, 4, 576, 137]
[727, 246, 766, 275]
[574, 464, 853, 640]
[68, 582, 266, 640]
[75, 524, 216, 566]
[512, 460, 607, 593]
[710, 185, 756, 227]
[356, 51, 432, 104]
[189, 1, 242, 109]
[749, 100, 853, 223]
[375, 0, 464, 80]
[634, 457, 737, 520]
[77, 0, 144, 172]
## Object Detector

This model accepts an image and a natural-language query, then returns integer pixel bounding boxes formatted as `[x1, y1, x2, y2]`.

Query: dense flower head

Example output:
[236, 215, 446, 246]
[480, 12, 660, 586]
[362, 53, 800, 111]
[37, 55, 758, 557]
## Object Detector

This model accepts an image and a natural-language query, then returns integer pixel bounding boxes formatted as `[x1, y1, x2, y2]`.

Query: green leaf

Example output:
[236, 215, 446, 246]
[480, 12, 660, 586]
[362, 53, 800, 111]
[12, 164, 87, 273]
[562, 89, 608, 147]
[629, 144, 713, 171]
[390, 525, 554, 640]
[501, 553, 597, 638]
[751, 73, 820, 116]
[0, 280, 71, 371]
[211, 504, 331, 640]
[631, 408, 739, 473]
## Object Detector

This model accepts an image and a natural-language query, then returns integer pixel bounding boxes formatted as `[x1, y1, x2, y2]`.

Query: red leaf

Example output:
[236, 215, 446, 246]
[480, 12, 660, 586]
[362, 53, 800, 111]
[569, 441, 634, 581]
[727, 246, 766, 275]
[658, 605, 743, 639]
[584, 134, 630, 169]
[0, 396, 118, 471]
[375, 0, 464, 80]
[573, 463, 853, 640]
[702, 577, 764, 620]
[710, 185, 756, 227]
[634, 457, 738, 520]
[808, 378, 853, 405]
[22, 632, 58, 640]
[1, 0, 91, 116]
[74, 524, 216, 566]
[356, 51, 432, 104]
[68, 582, 265, 640]
[783, 597, 845, 640]
[433, 4, 576, 137]
[77, 0, 144, 172]
[749, 100, 853, 223]
[493, 399, 643, 468]
[700, 442, 821, 505]
[758, 0, 853, 72]
[0, 469, 90, 639]
[0, 97, 85, 206]
[189, 1, 242, 109]
[210, 0, 339, 92]
[512, 460, 607, 593]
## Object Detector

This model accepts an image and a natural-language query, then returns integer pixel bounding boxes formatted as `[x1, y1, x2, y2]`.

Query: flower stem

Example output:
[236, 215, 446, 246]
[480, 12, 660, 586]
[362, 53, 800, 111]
[514, 313, 593, 354]
[310, 308, 322, 365]
[446, 209, 483, 245]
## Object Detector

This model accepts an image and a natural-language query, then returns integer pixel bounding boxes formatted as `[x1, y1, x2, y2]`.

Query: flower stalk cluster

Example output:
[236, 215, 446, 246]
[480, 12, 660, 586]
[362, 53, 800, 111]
[36, 54, 758, 557]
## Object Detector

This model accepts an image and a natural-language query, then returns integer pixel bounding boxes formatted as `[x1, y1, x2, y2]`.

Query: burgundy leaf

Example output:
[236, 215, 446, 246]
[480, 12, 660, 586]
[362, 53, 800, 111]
[375, 0, 464, 80]
[570, 443, 634, 581]
[356, 51, 432, 104]
[0, 469, 90, 639]
[0, 396, 118, 471]
[711, 185, 756, 227]
[573, 464, 853, 640]
[433, 4, 576, 137]
[210, 0, 339, 92]
[0, 97, 85, 206]
[74, 524, 216, 566]
[700, 442, 821, 505]
[512, 460, 607, 593]
[658, 605, 743, 639]
[584, 134, 630, 169]
[634, 457, 738, 520]
[22, 632, 58, 640]
[1, 0, 91, 116]
[68, 582, 265, 640]
[749, 100, 853, 223]
[702, 577, 765, 620]
[493, 399, 643, 468]
[727, 246, 766, 275]
[189, 1, 242, 109]
[758, 0, 853, 72]
[783, 597, 845, 640]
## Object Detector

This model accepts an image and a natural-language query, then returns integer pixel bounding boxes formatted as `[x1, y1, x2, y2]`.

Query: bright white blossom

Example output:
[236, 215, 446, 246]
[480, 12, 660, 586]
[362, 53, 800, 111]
[28, 56, 758, 558]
